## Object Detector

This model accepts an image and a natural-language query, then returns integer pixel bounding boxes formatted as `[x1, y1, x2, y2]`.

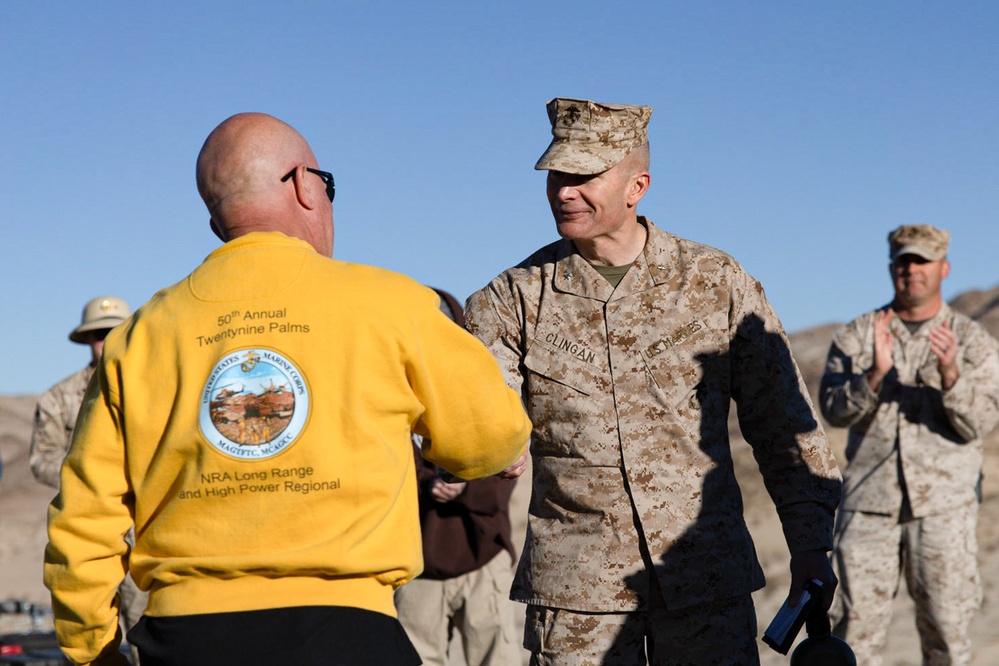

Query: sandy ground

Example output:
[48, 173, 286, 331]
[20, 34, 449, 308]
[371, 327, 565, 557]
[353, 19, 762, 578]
[3, 303, 999, 663]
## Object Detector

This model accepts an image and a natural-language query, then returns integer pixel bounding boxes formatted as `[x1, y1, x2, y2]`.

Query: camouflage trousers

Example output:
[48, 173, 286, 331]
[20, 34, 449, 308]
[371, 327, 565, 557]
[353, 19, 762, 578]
[523, 594, 759, 666]
[831, 506, 982, 666]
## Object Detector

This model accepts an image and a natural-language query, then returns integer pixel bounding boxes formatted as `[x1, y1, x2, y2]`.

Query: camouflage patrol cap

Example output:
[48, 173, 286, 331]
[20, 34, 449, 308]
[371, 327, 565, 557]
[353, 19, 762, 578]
[888, 224, 951, 261]
[69, 295, 131, 343]
[535, 98, 653, 175]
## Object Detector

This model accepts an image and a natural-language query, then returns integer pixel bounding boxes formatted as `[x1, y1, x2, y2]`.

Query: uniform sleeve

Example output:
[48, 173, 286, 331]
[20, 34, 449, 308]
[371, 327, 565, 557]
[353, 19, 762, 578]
[43, 364, 132, 666]
[941, 323, 999, 442]
[464, 278, 527, 397]
[728, 271, 842, 553]
[408, 288, 530, 481]
[818, 317, 881, 428]
[458, 279, 528, 510]
[30, 387, 73, 489]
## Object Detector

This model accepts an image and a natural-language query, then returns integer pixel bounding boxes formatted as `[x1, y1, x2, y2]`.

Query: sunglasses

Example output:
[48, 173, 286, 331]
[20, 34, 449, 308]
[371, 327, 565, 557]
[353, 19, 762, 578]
[84, 329, 111, 342]
[281, 167, 335, 202]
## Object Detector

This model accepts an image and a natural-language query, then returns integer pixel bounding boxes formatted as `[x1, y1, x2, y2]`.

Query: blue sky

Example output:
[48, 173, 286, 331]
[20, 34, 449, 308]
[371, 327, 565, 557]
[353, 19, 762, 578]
[2, 2, 997, 395]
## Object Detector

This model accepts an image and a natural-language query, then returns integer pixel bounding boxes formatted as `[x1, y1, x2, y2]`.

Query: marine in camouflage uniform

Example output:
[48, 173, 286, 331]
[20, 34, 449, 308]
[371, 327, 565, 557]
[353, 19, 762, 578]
[31, 296, 133, 486]
[30, 295, 149, 665]
[466, 98, 843, 665]
[821, 225, 999, 666]
[31, 365, 96, 488]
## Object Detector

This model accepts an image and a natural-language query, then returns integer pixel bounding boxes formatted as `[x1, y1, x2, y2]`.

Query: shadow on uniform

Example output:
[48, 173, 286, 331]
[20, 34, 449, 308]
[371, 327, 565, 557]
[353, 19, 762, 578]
[607, 313, 842, 664]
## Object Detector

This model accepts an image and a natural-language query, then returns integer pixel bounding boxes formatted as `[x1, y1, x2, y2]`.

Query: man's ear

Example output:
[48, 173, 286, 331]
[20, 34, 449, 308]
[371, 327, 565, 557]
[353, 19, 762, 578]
[627, 171, 651, 208]
[288, 165, 320, 211]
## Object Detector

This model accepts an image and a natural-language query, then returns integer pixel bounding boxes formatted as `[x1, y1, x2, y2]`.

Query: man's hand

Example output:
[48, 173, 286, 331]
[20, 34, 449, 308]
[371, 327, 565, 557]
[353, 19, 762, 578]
[496, 450, 528, 480]
[429, 478, 467, 502]
[788, 549, 837, 610]
[867, 308, 895, 392]
[928, 321, 960, 390]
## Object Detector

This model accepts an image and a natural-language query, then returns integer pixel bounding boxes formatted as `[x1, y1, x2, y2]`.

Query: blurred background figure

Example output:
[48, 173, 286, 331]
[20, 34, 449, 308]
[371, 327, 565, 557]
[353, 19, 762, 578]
[30, 295, 148, 664]
[821, 224, 999, 665]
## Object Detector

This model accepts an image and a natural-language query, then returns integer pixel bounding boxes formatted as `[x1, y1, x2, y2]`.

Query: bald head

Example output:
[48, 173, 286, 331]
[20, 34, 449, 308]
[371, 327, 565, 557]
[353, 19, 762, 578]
[196, 113, 333, 255]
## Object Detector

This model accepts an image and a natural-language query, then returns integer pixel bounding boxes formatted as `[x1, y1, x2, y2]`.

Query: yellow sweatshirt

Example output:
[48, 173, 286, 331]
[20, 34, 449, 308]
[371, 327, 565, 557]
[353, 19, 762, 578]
[44, 232, 530, 665]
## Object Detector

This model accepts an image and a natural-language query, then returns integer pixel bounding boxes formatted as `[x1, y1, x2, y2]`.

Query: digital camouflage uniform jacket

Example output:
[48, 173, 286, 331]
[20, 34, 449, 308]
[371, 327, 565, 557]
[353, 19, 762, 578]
[30, 365, 94, 489]
[820, 303, 999, 517]
[465, 218, 842, 612]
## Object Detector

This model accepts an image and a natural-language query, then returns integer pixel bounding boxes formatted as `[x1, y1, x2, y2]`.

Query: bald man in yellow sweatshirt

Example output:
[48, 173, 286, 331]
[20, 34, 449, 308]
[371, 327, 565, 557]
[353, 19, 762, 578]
[44, 113, 530, 666]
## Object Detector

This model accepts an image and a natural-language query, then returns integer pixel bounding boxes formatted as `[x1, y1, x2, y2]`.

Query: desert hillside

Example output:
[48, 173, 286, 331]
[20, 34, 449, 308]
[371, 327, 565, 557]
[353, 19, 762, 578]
[2, 284, 998, 664]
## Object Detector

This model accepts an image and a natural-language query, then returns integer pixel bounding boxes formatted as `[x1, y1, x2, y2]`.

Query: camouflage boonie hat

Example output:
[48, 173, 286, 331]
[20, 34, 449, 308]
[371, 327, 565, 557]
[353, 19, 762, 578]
[535, 98, 653, 175]
[69, 295, 131, 343]
[888, 224, 950, 261]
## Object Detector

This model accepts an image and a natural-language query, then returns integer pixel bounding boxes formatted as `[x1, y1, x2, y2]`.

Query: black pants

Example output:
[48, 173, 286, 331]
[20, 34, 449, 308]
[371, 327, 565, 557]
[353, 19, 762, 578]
[128, 605, 422, 666]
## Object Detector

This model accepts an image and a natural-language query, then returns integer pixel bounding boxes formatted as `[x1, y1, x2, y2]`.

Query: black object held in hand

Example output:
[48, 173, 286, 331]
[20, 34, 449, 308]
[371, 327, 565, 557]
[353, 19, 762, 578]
[789, 605, 857, 665]
[762, 579, 823, 655]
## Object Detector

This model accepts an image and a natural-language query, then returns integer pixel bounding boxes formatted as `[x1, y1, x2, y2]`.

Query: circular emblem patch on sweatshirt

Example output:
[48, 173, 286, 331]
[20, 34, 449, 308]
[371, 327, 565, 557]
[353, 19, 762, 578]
[199, 348, 310, 460]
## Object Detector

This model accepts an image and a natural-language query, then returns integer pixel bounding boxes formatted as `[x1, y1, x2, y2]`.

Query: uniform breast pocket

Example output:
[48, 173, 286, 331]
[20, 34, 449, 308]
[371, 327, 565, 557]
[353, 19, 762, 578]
[642, 332, 731, 433]
[523, 342, 600, 457]
[642, 331, 729, 398]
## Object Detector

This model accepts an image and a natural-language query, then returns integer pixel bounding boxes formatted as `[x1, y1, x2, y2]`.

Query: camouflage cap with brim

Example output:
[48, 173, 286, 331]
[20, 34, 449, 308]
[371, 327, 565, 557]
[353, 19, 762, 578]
[888, 224, 951, 261]
[535, 98, 653, 175]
